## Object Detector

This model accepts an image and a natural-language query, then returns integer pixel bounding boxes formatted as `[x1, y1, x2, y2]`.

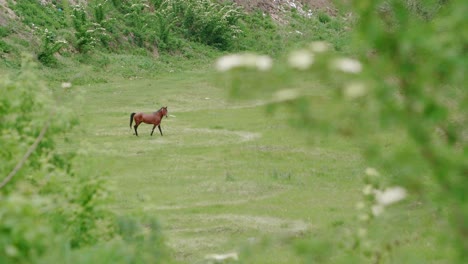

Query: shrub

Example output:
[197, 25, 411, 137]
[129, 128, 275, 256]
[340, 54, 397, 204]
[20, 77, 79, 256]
[37, 29, 67, 66]
[318, 11, 331, 23]
[0, 57, 76, 262]
[178, 0, 243, 50]
[71, 4, 108, 53]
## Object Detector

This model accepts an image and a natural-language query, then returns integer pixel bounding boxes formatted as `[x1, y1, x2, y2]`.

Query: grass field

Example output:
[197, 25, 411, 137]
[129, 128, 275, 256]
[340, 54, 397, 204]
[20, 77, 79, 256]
[56, 67, 367, 262]
[51, 61, 453, 263]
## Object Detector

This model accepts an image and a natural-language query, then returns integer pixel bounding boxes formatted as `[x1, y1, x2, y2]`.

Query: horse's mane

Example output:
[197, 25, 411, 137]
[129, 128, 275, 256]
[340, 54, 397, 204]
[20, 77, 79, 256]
[154, 107, 166, 114]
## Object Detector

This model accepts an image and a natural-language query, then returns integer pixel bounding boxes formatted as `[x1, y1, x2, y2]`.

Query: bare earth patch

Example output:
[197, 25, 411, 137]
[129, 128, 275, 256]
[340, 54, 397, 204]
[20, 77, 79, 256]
[232, 0, 336, 17]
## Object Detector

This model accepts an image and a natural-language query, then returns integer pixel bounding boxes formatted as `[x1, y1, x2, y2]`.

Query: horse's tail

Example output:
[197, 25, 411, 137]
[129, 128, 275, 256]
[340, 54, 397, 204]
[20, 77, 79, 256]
[130, 113, 136, 128]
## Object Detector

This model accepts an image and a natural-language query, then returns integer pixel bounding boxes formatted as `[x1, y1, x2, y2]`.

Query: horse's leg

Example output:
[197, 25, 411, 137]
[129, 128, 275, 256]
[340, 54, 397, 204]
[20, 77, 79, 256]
[151, 125, 156, 136]
[158, 125, 163, 136]
[134, 123, 139, 136]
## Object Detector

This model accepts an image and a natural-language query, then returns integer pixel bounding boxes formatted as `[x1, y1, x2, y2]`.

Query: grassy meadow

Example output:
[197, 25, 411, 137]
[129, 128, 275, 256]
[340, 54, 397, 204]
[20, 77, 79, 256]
[61, 68, 363, 262]
[43, 58, 447, 263]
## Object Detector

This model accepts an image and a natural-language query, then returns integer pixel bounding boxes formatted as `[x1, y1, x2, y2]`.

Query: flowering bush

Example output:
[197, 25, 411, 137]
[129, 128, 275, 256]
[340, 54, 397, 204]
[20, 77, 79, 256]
[37, 28, 67, 66]
[72, 4, 108, 53]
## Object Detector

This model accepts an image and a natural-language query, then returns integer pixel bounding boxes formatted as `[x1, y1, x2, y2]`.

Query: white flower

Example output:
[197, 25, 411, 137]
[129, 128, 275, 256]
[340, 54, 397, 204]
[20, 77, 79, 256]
[365, 167, 379, 177]
[309, 41, 329, 53]
[288, 49, 314, 70]
[215, 54, 272, 72]
[332, 57, 362, 74]
[375, 187, 407, 206]
[61, 82, 72, 89]
[255, 55, 273, 71]
[344, 82, 367, 99]
[216, 54, 242, 71]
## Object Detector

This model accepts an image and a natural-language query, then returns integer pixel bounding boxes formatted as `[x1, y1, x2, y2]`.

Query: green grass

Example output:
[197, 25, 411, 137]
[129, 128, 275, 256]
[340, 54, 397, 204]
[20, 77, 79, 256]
[57, 65, 365, 262]
[51, 56, 452, 263]
[0, 48, 454, 262]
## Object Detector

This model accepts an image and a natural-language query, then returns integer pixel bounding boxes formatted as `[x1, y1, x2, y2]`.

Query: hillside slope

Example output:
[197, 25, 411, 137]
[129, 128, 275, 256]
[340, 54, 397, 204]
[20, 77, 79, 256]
[1, 0, 346, 70]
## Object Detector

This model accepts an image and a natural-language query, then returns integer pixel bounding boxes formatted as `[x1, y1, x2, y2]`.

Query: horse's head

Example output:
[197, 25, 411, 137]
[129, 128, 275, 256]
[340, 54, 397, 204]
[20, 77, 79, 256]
[161, 106, 168, 118]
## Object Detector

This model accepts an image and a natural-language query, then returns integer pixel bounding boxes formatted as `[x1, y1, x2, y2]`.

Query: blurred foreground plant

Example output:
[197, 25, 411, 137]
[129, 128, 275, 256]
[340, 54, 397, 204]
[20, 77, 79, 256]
[216, 0, 467, 262]
[0, 56, 169, 263]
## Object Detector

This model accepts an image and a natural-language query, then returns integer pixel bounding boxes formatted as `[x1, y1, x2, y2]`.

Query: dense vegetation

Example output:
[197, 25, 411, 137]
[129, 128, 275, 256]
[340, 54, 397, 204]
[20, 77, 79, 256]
[1, 0, 345, 67]
[1, 0, 466, 263]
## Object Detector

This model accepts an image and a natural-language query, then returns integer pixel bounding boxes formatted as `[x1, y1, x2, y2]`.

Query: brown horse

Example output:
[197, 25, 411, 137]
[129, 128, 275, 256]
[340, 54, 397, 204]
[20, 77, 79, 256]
[130, 107, 168, 136]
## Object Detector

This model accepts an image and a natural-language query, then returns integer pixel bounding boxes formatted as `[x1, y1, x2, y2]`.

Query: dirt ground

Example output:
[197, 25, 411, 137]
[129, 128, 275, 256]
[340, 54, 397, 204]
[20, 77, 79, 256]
[231, 0, 336, 14]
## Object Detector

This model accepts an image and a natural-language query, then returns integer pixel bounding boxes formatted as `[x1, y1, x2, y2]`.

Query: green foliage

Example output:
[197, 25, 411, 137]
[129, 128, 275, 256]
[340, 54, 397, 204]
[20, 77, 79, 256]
[0, 26, 11, 37]
[120, 0, 243, 51]
[235, 11, 283, 55]
[3, 0, 349, 61]
[0, 40, 13, 54]
[110, 0, 124, 10]
[218, 0, 467, 262]
[176, 0, 243, 50]
[154, 11, 174, 49]
[93, 3, 105, 24]
[11, 0, 67, 29]
[73, 4, 111, 53]
[290, 10, 350, 52]
[0, 57, 171, 263]
[71, 4, 95, 53]
[37, 29, 67, 66]
[0, 57, 72, 262]
[318, 11, 331, 23]
[235, 8, 350, 55]
[122, 0, 153, 48]
[0, 192, 56, 263]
